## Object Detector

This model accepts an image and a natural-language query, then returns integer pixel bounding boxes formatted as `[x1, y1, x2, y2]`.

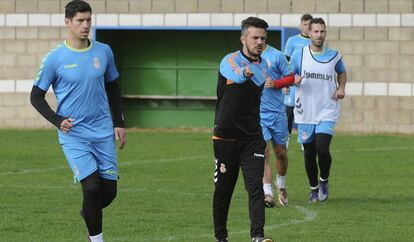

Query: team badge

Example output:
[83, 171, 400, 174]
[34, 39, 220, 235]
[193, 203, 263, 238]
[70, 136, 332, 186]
[93, 57, 100, 69]
[220, 163, 227, 173]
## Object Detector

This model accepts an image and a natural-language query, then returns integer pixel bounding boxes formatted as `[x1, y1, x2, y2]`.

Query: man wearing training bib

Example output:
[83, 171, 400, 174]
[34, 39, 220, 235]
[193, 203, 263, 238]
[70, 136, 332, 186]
[289, 18, 347, 203]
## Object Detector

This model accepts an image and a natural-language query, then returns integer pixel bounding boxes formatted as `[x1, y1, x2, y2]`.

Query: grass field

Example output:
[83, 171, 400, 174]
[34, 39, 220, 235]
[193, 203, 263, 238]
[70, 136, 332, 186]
[0, 129, 413, 242]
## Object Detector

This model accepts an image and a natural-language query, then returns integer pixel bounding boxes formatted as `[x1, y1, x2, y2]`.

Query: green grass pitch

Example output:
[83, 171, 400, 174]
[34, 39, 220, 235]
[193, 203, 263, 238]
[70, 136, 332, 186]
[0, 129, 413, 241]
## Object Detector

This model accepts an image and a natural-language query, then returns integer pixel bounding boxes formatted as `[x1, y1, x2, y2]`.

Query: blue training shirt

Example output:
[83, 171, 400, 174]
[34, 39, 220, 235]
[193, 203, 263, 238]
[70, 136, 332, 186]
[284, 34, 312, 58]
[260, 45, 292, 114]
[284, 34, 312, 107]
[33, 40, 119, 144]
[290, 46, 346, 76]
[219, 50, 269, 86]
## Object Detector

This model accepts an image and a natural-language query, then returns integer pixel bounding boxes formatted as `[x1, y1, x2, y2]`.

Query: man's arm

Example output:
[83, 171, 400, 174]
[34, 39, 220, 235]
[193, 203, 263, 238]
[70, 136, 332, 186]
[335, 72, 347, 100]
[30, 86, 66, 129]
[105, 80, 126, 149]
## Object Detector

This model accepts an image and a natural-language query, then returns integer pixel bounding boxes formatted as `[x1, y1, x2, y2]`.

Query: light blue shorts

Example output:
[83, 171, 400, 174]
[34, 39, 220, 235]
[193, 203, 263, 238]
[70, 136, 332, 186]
[61, 139, 118, 182]
[297, 121, 336, 144]
[260, 112, 289, 145]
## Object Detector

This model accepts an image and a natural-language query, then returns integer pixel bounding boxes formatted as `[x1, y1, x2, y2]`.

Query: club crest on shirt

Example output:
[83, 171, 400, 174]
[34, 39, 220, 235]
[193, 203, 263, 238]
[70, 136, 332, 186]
[93, 57, 100, 69]
[220, 163, 227, 173]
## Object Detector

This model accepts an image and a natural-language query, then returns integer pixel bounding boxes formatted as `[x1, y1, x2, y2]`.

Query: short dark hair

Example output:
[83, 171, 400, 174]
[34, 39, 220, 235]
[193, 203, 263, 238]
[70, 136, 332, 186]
[65, 0, 92, 19]
[301, 14, 313, 22]
[309, 17, 326, 29]
[241, 17, 269, 36]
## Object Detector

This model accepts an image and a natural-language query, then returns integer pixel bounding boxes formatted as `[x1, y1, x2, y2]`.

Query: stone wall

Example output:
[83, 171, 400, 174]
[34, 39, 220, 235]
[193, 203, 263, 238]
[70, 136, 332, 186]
[0, 0, 413, 133]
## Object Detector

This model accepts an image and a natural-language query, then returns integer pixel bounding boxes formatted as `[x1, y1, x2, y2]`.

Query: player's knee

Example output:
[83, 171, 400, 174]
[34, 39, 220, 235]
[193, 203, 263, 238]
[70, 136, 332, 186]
[82, 184, 102, 203]
[102, 189, 117, 208]
[315, 145, 330, 155]
[275, 149, 287, 161]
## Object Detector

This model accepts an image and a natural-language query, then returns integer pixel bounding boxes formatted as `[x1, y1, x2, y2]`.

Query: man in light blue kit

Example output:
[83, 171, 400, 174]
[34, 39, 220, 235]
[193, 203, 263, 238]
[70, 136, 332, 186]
[30, 1, 126, 241]
[284, 14, 313, 147]
[260, 44, 298, 208]
[290, 18, 347, 203]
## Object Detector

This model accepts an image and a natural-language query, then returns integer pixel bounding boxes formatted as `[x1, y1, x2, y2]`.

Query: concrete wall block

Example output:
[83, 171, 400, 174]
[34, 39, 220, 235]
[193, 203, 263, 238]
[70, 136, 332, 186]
[0, 1, 15, 13]
[329, 14, 351, 27]
[326, 27, 339, 40]
[281, 14, 302, 27]
[373, 124, 400, 133]
[399, 97, 414, 110]
[188, 13, 209, 26]
[326, 40, 353, 54]
[267, 0, 291, 13]
[364, 27, 388, 40]
[388, 28, 413, 41]
[16, 80, 33, 92]
[340, 27, 363, 40]
[16, 106, 39, 119]
[165, 13, 187, 26]
[341, 97, 352, 109]
[291, 0, 315, 13]
[400, 42, 414, 54]
[401, 14, 414, 27]
[198, 0, 220, 13]
[395, 56, 414, 69]
[388, 83, 412, 96]
[376, 96, 400, 109]
[152, 0, 175, 13]
[398, 124, 414, 134]
[316, 0, 339, 12]
[142, 14, 164, 26]
[24, 118, 54, 128]
[106, 0, 129, 13]
[38, 27, 60, 39]
[0, 53, 17, 66]
[2, 93, 28, 106]
[363, 110, 388, 123]
[0, 14, 4, 27]
[17, 53, 38, 67]
[119, 14, 141, 26]
[353, 14, 375, 27]
[0, 107, 16, 119]
[16, 0, 38, 13]
[351, 40, 377, 54]
[244, 0, 268, 13]
[4, 40, 26, 53]
[340, 0, 363, 13]
[16, 27, 38, 39]
[129, 0, 152, 13]
[398, 69, 414, 82]
[51, 14, 65, 27]
[363, 54, 390, 69]
[1, 66, 32, 79]
[6, 14, 28, 27]
[234, 14, 257, 27]
[377, 14, 400, 27]
[364, 82, 388, 96]
[85, 0, 106, 13]
[387, 110, 411, 124]
[364, 0, 388, 13]
[345, 82, 363, 95]
[342, 54, 363, 68]
[2, 119, 25, 128]
[389, 0, 413, 13]
[175, 0, 198, 13]
[38, 0, 61, 13]
[27, 40, 50, 53]
[351, 96, 376, 109]
[336, 122, 374, 133]
[96, 14, 118, 26]
[0, 80, 15, 92]
[29, 14, 50, 26]
[211, 14, 233, 26]
[375, 41, 399, 54]
[221, 0, 244, 12]
[257, 14, 280, 27]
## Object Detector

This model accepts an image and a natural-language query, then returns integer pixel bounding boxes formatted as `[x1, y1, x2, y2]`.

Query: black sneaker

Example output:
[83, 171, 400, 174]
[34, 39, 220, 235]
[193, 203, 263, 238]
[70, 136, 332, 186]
[251, 237, 274, 242]
[216, 238, 228, 242]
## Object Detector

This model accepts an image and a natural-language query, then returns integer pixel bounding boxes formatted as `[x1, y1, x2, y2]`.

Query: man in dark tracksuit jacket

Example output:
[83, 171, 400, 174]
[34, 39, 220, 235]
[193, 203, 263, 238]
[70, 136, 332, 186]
[212, 17, 298, 242]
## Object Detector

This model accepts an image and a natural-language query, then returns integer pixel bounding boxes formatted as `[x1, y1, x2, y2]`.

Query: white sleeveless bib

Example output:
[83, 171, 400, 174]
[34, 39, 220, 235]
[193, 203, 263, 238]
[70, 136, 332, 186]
[294, 46, 342, 124]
